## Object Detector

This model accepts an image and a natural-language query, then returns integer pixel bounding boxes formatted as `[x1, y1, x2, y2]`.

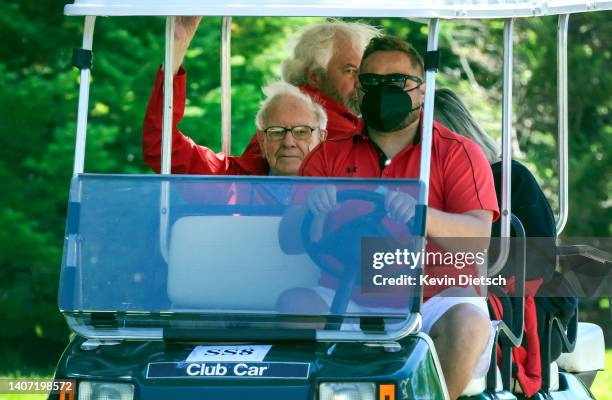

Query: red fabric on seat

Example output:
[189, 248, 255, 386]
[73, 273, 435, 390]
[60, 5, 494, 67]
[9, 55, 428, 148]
[488, 282, 543, 397]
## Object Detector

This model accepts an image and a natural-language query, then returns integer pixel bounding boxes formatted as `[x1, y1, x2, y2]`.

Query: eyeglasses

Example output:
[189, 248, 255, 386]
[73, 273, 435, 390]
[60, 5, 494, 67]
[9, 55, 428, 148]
[263, 125, 318, 141]
[358, 73, 423, 92]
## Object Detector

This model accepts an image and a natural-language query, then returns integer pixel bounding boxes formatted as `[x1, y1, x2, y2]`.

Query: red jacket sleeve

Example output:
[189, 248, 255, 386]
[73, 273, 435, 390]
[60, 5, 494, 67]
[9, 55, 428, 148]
[443, 138, 500, 221]
[142, 67, 251, 175]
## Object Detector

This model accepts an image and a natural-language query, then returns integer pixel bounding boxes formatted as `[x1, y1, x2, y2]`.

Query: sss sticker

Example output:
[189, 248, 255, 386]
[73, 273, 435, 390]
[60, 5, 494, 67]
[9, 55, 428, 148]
[186, 345, 272, 362]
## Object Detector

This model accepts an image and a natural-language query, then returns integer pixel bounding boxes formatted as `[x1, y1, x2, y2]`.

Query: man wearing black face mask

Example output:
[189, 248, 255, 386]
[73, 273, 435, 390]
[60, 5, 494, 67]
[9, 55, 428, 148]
[298, 36, 500, 400]
[359, 70, 424, 132]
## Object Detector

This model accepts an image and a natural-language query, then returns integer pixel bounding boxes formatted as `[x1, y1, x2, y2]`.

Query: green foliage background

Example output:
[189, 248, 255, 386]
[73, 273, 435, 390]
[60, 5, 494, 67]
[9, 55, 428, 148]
[0, 1, 610, 372]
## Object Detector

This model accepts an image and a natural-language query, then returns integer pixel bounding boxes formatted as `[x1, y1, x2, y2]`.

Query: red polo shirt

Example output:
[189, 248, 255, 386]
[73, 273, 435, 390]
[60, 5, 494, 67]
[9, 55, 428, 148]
[300, 119, 500, 300]
[143, 67, 268, 175]
[300, 120, 499, 219]
[240, 84, 363, 160]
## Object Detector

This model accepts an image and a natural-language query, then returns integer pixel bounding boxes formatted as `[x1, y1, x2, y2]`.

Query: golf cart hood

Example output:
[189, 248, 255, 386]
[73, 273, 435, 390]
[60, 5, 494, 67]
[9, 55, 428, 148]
[58, 174, 426, 341]
[56, 333, 440, 400]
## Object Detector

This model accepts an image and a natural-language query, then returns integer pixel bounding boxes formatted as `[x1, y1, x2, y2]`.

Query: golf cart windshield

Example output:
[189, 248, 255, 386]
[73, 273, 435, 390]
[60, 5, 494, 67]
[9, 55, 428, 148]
[59, 174, 426, 340]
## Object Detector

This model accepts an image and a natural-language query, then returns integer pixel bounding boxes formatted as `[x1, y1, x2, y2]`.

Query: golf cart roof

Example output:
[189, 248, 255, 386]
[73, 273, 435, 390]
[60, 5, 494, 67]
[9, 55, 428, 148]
[64, 0, 612, 18]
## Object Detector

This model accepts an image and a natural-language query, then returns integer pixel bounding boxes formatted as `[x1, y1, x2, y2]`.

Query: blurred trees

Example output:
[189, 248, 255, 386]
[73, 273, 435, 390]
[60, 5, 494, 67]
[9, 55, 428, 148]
[0, 0, 609, 366]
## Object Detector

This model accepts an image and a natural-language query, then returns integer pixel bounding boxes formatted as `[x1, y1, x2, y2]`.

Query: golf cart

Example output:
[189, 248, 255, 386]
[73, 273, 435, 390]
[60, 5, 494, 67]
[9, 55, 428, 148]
[51, 1, 610, 399]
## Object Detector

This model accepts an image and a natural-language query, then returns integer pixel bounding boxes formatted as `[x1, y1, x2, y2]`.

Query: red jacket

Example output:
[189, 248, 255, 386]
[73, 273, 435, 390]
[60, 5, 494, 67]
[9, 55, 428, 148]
[142, 67, 268, 175]
[240, 84, 363, 160]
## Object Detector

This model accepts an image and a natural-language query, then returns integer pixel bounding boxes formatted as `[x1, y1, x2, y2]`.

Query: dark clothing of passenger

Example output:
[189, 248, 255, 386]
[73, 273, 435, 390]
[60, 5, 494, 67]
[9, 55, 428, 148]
[491, 160, 556, 283]
[488, 160, 576, 396]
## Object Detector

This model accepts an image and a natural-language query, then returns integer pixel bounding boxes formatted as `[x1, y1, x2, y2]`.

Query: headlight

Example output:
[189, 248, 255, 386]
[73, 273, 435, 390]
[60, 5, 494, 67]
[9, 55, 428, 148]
[319, 382, 376, 400]
[78, 381, 134, 400]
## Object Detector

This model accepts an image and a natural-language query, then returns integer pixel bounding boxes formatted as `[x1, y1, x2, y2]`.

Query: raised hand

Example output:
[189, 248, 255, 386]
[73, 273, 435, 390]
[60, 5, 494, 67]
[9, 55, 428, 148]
[172, 16, 202, 75]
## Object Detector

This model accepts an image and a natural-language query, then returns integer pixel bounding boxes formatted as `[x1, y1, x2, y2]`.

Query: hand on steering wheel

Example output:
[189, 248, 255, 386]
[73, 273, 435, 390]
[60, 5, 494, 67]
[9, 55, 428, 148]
[300, 186, 419, 316]
[302, 187, 392, 278]
[384, 189, 417, 224]
[305, 185, 417, 225]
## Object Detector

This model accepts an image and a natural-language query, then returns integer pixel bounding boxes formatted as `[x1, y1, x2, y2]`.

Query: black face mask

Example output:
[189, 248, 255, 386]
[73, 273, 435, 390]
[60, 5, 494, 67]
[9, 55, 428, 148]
[360, 85, 421, 132]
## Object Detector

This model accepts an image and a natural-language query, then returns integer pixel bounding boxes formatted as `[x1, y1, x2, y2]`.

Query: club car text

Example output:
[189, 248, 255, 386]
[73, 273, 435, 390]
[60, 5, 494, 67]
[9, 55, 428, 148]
[188, 363, 267, 376]
[146, 362, 310, 379]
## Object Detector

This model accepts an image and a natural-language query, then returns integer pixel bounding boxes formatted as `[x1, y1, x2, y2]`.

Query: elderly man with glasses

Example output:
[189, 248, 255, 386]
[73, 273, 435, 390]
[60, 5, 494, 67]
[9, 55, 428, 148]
[143, 78, 326, 176]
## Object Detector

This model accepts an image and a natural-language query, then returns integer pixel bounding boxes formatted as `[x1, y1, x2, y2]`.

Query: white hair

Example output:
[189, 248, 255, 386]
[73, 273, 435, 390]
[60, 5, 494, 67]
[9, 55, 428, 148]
[255, 81, 328, 131]
[281, 20, 381, 85]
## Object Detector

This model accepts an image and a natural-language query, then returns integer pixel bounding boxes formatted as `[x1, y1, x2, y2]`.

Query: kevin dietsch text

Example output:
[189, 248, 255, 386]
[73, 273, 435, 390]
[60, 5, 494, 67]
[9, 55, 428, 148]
[372, 274, 507, 287]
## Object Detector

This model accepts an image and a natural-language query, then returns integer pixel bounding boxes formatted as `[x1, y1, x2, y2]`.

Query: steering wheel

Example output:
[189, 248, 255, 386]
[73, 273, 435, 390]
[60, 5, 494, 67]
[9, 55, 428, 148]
[301, 189, 393, 316]
[301, 189, 390, 276]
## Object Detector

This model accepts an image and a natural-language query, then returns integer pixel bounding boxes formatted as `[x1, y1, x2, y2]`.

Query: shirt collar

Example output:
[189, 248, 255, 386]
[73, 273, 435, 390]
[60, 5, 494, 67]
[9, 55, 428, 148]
[298, 84, 356, 118]
[354, 109, 424, 147]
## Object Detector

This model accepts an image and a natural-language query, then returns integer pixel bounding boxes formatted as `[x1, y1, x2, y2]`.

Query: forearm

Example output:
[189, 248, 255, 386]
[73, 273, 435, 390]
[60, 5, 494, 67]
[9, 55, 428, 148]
[172, 39, 190, 76]
[143, 68, 180, 170]
[426, 208, 492, 252]
[142, 68, 193, 173]
[170, 16, 202, 76]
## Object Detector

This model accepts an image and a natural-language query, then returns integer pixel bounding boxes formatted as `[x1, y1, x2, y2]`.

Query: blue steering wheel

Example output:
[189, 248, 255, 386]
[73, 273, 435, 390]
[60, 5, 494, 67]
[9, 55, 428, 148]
[300, 189, 391, 315]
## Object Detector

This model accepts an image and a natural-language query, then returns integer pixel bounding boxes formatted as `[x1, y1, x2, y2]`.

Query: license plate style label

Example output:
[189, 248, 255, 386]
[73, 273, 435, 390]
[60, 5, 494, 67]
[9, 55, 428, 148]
[146, 362, 310, 379]
[186, 345, 272, 362]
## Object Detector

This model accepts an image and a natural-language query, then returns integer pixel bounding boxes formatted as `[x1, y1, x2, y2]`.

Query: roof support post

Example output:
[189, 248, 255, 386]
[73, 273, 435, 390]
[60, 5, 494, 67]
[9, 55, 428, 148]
[489, 18, 514, 276]
[159, 16, 175, 263]
[221, 16, 232, 154]
[72, 16, 96, 176]
[556, 14, 570, 235]
[418, 18, 440, 205]
[161, 16, 175, 174]
[413, 18, 440, 315]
